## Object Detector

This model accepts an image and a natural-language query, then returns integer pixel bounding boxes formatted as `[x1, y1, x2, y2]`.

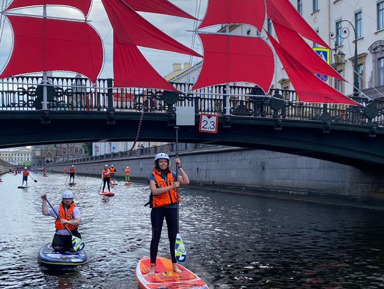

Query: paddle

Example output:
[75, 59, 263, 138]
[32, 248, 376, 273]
[29, 175, 37, 183]
[174, 126, 187, 263]
[42, 196, 85, 251]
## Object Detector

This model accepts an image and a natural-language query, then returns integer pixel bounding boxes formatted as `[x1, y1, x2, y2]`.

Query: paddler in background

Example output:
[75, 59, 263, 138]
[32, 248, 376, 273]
[101, 164, 111, 192]
[110, 165, 116, 184]
[125, 166, 131, 183]
[22, 166, 29, 186]
[147, 153, 190, 276]
[69, 165, 76, 183]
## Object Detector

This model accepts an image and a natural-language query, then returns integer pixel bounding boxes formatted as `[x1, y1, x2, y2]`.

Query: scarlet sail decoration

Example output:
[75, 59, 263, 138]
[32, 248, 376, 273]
[121, 0, 196, 20]
[266, 0, 329, 49]
[0, 15, 103, 82]
[199, 0, 265, 31]
[112, 35, 176, 91]
[193, 34, 274, 92]
[101, 0, 200, 89]
[7, 0, 92, 16]
[273, 21, 343, 80]
[268, 33, 356, 105]
[193, 0, 356, 104]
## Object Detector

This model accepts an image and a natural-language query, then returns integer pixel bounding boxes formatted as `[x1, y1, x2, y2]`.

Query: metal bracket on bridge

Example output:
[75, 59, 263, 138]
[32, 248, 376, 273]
[323, 122, 331, 134]
[369, 125, 377, 138]
[107, 109, 116, 125]
[223, 115, 231, 128]
[40, 110, 51, 125]
[274, 119, 282, 131]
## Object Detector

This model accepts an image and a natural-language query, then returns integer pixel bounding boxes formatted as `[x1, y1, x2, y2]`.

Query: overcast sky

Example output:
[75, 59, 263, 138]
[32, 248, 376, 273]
[0, 0, 209, 79]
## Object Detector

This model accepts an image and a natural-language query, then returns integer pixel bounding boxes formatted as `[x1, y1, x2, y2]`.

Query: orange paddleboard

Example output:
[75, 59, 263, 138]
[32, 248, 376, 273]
[136, 256, 208, 289]
[99, 191, 115, 197]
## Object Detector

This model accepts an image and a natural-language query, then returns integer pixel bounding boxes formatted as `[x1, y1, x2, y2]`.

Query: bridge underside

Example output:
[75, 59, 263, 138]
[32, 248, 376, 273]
[0, 111, 383, 168]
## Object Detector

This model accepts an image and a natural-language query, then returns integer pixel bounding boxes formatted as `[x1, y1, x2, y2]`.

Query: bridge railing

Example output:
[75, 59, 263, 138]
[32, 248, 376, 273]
[0, 76, 383, 126]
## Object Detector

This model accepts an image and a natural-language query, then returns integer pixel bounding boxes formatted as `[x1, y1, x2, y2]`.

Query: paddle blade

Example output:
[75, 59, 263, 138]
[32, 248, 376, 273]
[175, 233, 186, 262]
[72, 236, 85, 251]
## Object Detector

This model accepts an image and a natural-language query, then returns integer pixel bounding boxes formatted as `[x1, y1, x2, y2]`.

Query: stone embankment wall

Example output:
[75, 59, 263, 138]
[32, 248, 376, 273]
[46, 145, 384, 207]
[0, 160, 13, 176]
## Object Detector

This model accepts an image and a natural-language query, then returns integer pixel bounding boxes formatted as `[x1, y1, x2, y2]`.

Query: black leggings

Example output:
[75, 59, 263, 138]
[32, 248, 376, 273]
[150, 207, 178, 264]
[102, 177, 110, 192]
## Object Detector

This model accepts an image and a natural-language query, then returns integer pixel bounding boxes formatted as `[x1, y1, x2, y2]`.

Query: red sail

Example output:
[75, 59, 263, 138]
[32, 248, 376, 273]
[7, 0, 92, 16]
[199, 0, 265, 31]
[113, 35, 176, 91]
[122, 0, 196, 20]
[192, 34, 274, 92]
[273, 21, 343, 80]
[268, 33, 356, 105]
[0, 16, 103, 82]
[266, 0, 330, 49]
[102, 0, 200, 57]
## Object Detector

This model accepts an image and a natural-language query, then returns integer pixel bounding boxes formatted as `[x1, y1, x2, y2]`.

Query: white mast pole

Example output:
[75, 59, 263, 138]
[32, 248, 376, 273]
[225, 25, 230, 116]
[42, 4, 48, 110]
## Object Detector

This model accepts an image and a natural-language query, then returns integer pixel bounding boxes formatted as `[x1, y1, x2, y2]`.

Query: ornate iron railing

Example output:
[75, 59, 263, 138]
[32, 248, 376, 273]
[0, 76, 383, 126]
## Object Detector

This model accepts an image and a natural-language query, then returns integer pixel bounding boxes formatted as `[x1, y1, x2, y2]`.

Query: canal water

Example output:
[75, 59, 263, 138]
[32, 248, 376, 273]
[1, 172, 384, 288]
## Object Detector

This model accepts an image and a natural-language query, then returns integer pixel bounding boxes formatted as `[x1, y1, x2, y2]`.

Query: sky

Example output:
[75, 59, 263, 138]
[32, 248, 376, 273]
[0, 0, 209, 79]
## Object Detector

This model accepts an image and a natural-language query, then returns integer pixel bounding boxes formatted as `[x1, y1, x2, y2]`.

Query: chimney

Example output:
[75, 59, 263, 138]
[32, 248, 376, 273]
[173, 63, 181, 72]
[184, 63, 191, 70]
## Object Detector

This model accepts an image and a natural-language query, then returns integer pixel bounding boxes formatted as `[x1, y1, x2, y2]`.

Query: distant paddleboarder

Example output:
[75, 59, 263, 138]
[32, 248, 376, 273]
[69, 165, 76, 183]
[101, 164, 111, 193]
[22, 167, 29, 187]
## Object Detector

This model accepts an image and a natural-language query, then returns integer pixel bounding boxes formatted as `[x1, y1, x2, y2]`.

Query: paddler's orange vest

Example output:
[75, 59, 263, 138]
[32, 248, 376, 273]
[103, 168, 110, 178]
[69, 168, 75, 174]
[151, 169, 179, 208]
[23, 170, 29, 177]
[55, 202, 78, 231]
[110, 167, 116, 174]
[125, 168, 130, 174]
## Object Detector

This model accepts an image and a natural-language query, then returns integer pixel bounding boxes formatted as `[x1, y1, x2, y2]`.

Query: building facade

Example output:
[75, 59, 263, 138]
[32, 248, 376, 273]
[0, 147, 32, 166]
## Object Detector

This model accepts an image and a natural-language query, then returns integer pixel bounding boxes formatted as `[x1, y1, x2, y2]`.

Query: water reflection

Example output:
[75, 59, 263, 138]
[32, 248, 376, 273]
[0, 172, 384, 288]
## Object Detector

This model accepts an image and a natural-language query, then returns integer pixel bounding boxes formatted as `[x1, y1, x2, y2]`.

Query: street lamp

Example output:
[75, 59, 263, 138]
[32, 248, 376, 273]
[331, 19, 360, 101]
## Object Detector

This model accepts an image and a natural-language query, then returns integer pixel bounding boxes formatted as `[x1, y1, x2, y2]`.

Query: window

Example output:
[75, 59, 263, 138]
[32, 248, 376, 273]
[357, 63, 364, 89]
[246, 29, 251, 36]
[355, 11, 362, 38]
[379, 57, 384, 86]
[336, 70, 344, 92]
[313, 0, 319, 12]
[378, 1, 384, 30]
[336, 20, 343, 47]
[297, 0, 303, 15]
[267, 18, 272, 34]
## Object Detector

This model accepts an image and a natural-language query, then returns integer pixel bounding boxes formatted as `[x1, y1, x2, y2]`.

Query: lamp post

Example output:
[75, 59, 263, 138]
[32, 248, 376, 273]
[332, 19, 360, 101]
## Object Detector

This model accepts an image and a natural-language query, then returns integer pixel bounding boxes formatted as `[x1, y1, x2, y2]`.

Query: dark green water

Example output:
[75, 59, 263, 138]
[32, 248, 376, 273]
[1, 172, 384, 288]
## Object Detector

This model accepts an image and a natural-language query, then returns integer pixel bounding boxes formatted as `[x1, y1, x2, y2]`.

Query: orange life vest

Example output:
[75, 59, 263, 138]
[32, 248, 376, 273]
[54, 202, 78, 231]
[125, 168, 131, 174]
[69, 168, 75, 174]
[103, 168, 111, 178]
[23, 170, 29, 177]
[151, 169, 179, 208]
[110, 167, 116, 174]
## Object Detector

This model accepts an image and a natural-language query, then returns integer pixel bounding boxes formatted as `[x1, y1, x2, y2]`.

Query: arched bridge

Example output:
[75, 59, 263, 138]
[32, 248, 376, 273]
[0, 76, 383, 168]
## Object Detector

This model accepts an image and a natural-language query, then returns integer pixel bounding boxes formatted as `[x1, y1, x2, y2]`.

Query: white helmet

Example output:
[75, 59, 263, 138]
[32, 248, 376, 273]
[154, 153, 169, 161]
[104, 164, 108, 167]
[62, 190, 74, 199]
[71, 165, 74, 167]
[24, 167, 27, 169]
[111, 165, 114, 167]
[126, 166, 129, 168]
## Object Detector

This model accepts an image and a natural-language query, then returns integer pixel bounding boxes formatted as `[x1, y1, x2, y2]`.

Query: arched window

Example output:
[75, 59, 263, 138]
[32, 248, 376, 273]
[368, 40, 384, 87]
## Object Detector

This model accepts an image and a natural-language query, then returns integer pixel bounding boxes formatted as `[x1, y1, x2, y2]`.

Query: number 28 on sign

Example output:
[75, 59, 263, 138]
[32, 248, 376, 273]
[199, 114, 218, 134]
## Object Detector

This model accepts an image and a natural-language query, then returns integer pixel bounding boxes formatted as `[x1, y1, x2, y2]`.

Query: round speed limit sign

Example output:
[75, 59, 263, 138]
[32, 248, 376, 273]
[199, 114, 218, 134]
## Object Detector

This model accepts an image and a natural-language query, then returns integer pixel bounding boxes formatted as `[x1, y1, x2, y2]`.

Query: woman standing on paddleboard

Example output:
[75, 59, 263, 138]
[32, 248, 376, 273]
[147, 153, 189, 276]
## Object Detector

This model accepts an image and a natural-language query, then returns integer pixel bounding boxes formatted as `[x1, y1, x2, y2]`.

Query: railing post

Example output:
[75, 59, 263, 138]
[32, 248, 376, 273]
[106, 78, 115, 125]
